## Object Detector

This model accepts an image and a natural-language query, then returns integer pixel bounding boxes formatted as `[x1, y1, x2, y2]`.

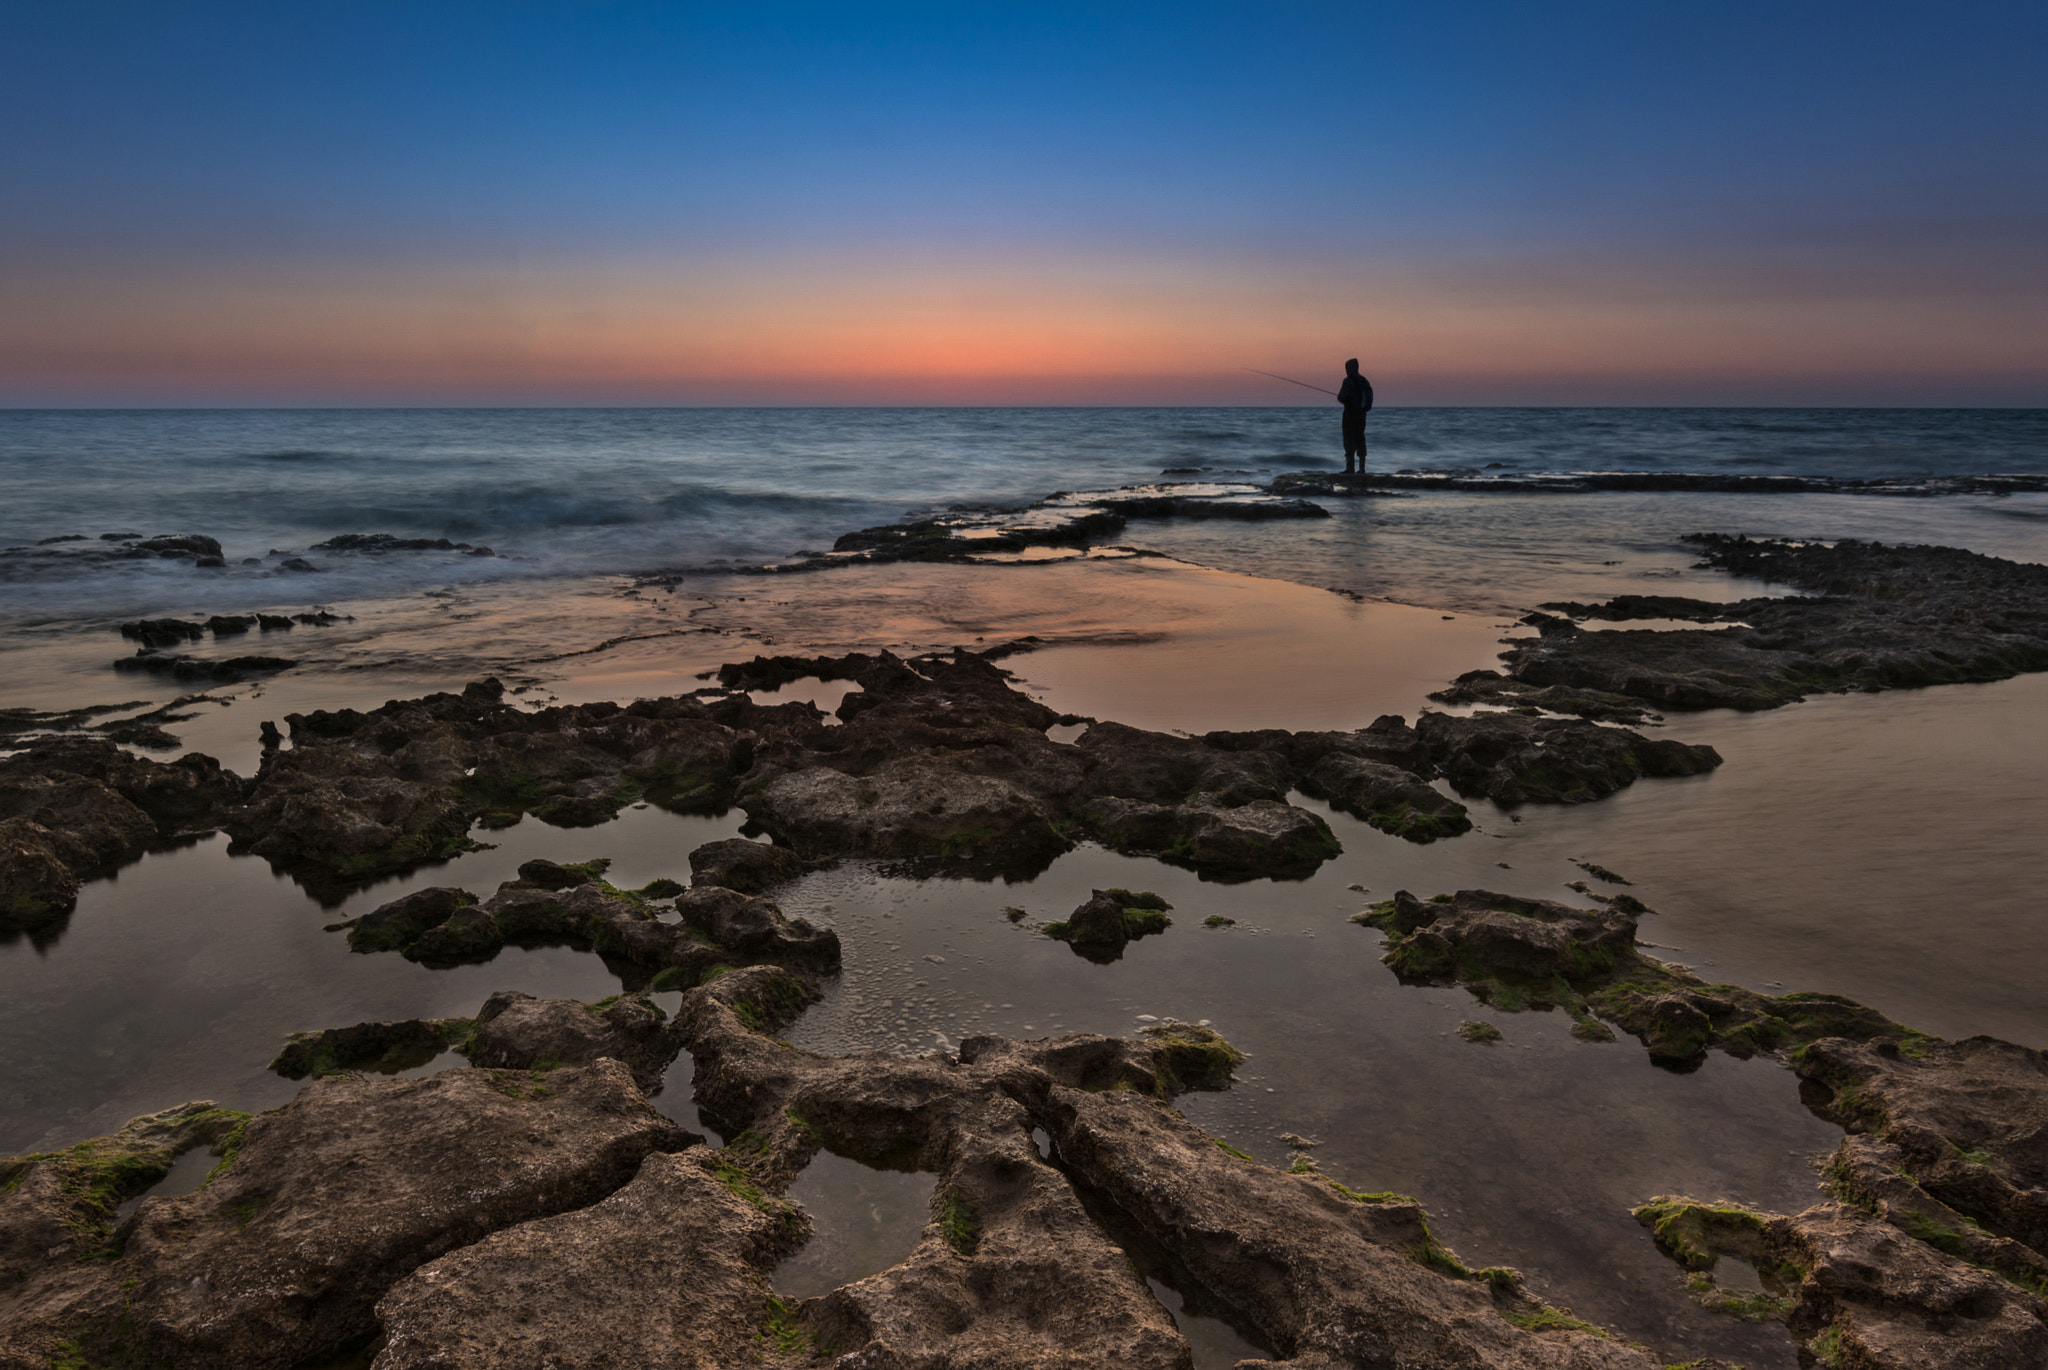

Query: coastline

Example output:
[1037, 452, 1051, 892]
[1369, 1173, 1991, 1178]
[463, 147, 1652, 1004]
[4, 487, 2048, 1368]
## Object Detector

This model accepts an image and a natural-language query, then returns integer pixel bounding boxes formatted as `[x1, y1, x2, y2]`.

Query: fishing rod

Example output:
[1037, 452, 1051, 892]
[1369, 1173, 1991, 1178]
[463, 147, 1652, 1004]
[1245, 367, 1339, 398]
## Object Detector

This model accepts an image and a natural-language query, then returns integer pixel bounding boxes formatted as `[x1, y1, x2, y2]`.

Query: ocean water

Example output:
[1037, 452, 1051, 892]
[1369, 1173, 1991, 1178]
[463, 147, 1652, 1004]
[3, 407, 2045, 621]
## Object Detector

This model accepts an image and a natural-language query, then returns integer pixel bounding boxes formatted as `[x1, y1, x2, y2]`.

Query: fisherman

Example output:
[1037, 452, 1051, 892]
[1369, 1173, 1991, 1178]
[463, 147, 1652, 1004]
[1337, 359, 1373, 475]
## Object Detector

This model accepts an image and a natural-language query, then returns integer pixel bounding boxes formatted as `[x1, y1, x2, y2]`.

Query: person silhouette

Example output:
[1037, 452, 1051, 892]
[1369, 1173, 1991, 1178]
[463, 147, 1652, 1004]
[1337, 359, 1373, 475]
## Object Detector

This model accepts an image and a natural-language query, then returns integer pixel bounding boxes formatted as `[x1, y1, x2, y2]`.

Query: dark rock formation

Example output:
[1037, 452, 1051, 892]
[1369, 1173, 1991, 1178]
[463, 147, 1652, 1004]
[1766, 1202, 2048, 1368]
[1044, 888, 1173, 962]
[217, 679, 765, 895]
[463, 990, 678, 1089]
[113, 652, 298, 682]
[1796, 1035, 2048, 1265]
[310, 533, 494, 556]
[2, 648, 1724, 918]
[1634, 1190, 2048, 1368]
[1462, 536, 2048, 715]
[1358, 889, 1932, 1066]
[331, 867, 840, 981]
[270, 1015, 468, 1080]
[1414, 711, 1722, 805]
[820, 485, 1327, 566]
[687, 836, 810, 893]
[0, 739, 244, 930]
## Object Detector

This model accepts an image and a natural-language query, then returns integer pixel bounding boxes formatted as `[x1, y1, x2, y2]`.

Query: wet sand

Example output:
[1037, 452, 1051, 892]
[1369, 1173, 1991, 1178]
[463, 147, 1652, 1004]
[4, 544, 2044, 1368]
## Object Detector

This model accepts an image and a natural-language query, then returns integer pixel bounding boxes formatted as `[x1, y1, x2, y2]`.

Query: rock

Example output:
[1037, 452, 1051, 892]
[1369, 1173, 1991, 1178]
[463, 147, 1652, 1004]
[224, 686, 757, 893]
[372, 1149, 798, 1368]
[336, 874, 839, 982]
[0, 740, 243, 929]
[667, 972, 1652, 1370]
[0, 1101, 246, 1290]
[223, 738, 479, 894]
[463, 990, 679, 1089]
[1357, 889, 1935, 1071]
[742, 759, 1070, 873]
[1414, 710, 1722, 804]
[0, 1064, 697, 1369]
[113, 652, 298, 682]
[1081, 794, 1340, 878]
[686, 836, 808, 893]
[1368, 889, 1638, 984]
[341, 886, 479, 953]
[1044, 888, 1173, 962]
[271, 1017, 467, 1079]
[0, 816, 80, 928]
[1039, 1086, 1653, 1370]
[1491, 535, 2048, 713]
[408, 903, 505, 965]
[310, 533, 491, 554]
[1768, 1202, 2048, 1368]
[118, 617, 207, 648]
[805, 1092, 1195, 1370]
[1428, 670, 1663, 725]
[671, 885, 841, 967]
[1297, 750, 1471, 840]
[1795, 1035, 2048, 1254]
[515, 856, 609, 890]
[1640, 995, 1714, 1064]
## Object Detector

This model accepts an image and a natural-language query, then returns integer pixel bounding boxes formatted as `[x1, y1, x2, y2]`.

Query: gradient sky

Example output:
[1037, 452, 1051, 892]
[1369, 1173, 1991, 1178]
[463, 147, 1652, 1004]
[3, 2, 2044, 406]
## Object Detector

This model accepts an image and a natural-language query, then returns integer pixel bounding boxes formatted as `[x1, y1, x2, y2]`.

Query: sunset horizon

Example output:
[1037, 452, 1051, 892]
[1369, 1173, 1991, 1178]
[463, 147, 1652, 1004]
[5, 3, 2043, 408]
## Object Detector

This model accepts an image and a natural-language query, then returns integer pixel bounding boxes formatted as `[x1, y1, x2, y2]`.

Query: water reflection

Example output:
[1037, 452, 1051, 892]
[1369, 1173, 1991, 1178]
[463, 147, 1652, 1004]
[774, 1151, 935, 1300]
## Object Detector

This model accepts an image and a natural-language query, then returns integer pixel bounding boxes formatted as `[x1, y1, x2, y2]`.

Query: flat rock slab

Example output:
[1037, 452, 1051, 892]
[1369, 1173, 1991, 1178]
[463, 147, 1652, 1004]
[2, 1062, 696, 1369]
[374, 1149, 794, 1370]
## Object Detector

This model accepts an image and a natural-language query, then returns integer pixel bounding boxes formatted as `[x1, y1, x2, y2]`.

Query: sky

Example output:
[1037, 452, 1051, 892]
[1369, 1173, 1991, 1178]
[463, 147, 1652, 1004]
[2, 2, 2044, 406]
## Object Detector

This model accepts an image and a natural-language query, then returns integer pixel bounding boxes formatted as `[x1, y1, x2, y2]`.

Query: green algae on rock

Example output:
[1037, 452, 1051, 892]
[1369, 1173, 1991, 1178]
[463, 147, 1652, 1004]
[1355, 888, 1936, 1070]
[1043, 888, 1174, 962]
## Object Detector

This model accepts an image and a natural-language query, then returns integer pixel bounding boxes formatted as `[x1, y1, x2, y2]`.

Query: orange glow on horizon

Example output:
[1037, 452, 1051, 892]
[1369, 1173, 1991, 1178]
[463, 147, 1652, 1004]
[3, 244, 2044, 406]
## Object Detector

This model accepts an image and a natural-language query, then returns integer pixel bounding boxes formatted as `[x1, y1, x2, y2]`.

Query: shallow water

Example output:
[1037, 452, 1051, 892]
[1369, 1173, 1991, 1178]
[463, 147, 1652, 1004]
[0, 803, 739, 1152]
[773, 1152, 935, 1300]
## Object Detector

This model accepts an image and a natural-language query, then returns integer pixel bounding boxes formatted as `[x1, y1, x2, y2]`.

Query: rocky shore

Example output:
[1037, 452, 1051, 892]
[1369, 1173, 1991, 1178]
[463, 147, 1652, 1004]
[7, 526, 2048, 1367]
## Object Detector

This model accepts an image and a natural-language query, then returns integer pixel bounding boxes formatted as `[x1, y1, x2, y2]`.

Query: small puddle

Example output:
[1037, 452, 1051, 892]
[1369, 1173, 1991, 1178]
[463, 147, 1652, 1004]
[773, 1151, 934, 1299]
[113, 1145, 217, 1224]
[1713, 1254, 1766, 1295]
[1146, 1275, 1274, 1370]
[748, 677, 858, 718]
[649, 1035, 710, 1137]
[1045, 722, 1089, 744]
[387, 1049, 467, 1081]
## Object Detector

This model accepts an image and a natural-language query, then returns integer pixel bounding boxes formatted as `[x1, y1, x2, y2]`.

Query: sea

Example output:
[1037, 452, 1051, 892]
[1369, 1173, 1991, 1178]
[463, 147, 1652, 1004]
[4, 406, 2047, 621]
[4, 406, 2047, 1368]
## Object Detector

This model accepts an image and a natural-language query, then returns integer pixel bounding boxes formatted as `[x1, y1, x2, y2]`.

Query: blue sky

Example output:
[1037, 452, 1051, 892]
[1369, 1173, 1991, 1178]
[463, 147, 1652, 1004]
[3, 2, 2043, 404]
